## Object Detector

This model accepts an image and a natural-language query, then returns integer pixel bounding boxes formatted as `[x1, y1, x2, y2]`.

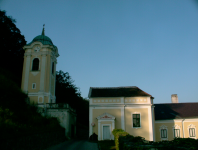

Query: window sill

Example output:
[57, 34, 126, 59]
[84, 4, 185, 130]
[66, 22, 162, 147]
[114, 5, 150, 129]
[37, 102, 44, 104]
[132, 127, 141, 129]
[161, 138, 168, 141]
[30, 71, 40, 76]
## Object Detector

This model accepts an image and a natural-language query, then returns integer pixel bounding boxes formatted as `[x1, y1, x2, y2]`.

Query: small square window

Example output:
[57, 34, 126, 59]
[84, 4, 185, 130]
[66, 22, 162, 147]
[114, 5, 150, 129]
[161, 129, 167, 138]
[32, 83, 36, 89]
[133, 114, 140, 127]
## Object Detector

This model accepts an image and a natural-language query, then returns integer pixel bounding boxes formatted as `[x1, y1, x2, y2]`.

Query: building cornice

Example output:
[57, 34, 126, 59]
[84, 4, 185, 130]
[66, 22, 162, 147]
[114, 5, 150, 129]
[155, 118, 198, 123]
[90, 104, 152, 107]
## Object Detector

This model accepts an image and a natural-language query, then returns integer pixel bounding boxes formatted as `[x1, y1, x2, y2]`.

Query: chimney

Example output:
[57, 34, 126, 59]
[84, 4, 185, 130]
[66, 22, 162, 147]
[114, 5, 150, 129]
[171, 94, 178, 103]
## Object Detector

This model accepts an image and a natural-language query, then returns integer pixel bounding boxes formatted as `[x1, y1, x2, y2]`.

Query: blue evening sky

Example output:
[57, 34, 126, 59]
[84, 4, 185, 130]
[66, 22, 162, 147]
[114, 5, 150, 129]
[1, 0, 198, 103]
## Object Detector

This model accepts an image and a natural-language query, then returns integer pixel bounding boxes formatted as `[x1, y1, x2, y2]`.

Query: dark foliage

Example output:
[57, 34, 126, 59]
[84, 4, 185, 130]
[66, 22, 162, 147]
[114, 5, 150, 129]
[0, 128, 66, 150]
[55, 70, 89, 126]
[55, 70, 81, 106]
[98, 140, 115, 150]
[89, 133, 98, 141]
[0, 73, 63, 139]
[0, 10, 26, 87]
[118, 135, 198, 150]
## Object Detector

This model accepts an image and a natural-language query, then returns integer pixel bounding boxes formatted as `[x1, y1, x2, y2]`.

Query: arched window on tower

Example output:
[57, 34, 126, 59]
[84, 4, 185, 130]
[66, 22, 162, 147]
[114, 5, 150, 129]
[52, 62, 54, 74]
[32, 58, 39, 71]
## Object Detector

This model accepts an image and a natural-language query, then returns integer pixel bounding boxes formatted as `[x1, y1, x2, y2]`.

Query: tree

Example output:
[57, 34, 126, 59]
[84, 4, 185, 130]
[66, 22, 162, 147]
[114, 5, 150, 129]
[0, 10, 26, 87]
[55, 70, 81, 107]
[55, 70, 89, 126]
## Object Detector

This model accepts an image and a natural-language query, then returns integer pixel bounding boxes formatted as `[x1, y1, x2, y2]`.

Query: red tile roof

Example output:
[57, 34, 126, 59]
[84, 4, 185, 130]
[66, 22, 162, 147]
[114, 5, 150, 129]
[88, 86, 152, 98]
[154, 103, 198, 120]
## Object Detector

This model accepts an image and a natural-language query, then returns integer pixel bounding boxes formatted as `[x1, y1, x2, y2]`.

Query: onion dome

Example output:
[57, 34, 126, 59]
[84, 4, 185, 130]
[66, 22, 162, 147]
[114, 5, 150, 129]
[26, 25, 54, 46]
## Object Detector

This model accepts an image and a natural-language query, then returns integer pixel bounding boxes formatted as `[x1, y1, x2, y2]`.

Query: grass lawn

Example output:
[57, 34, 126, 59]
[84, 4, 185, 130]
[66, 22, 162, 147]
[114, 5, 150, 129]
[98, 140, 115, 150]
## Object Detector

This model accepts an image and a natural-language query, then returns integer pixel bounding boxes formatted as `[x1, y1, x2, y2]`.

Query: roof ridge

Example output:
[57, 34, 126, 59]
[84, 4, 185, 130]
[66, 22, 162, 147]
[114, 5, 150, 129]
[155, 102, 198, 104]
[89, 86, 152, 98]
[90, 86, 138, 89]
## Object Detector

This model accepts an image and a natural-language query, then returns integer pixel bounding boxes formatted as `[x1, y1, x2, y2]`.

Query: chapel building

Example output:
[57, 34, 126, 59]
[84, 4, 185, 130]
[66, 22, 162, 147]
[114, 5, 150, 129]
[88, 86, 198, 141]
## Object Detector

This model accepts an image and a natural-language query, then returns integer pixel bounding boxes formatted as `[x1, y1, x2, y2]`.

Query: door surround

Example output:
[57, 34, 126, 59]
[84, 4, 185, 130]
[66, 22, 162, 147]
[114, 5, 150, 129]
[97, 112, 115, 140]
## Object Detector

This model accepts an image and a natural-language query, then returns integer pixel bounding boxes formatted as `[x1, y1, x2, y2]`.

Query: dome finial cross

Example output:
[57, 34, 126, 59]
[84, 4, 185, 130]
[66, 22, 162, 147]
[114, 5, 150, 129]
[41, 24, 45, 35]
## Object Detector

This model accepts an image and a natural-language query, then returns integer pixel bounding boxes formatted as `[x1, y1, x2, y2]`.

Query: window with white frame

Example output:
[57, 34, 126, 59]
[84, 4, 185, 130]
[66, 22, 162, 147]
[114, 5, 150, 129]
[189, 128, 195, 137]
[188, 124, 196, 138]
[132, 114, 140, 127]
[32, 83, 36, 89]
[161, 129, 167, 138]
[174, 129, 180, 138]
[173, 124, 181, 138]
[160, 125, 168, 140]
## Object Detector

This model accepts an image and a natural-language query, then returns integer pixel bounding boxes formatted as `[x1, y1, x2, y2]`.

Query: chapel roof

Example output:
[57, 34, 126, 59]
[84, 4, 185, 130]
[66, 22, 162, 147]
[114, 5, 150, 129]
[154, 103, 198, 120]
[88, 86, 153, 98]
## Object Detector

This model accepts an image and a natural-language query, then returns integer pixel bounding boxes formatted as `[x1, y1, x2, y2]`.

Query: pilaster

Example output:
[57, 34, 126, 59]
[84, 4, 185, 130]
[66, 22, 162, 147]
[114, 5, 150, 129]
[49, 56, 52, 103]
[23, 53, 31, 93]
[53, 60, 57, 102]
[121, 107, 125, 130]
[98, 121, 101, 140]
[40, 54, 46, 92]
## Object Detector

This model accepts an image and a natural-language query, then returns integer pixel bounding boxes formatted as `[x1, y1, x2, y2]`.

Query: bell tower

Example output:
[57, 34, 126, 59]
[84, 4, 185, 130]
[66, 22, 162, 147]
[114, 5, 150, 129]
[21, 25, 59, 106]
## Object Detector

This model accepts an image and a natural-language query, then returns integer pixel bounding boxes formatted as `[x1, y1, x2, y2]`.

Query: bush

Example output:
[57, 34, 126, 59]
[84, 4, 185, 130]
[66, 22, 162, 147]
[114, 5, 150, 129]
[115, 131, 128, 150]
[119, 135, 146, 150]
[120, 136, 198, 150]
[112, 129, 124, 138]
[98, 140, 115, 150]
[111, 130, 198, 150]
[89, 133, 98, 141]
[172, 138, 198, 148]
[119, 134, 134, 150]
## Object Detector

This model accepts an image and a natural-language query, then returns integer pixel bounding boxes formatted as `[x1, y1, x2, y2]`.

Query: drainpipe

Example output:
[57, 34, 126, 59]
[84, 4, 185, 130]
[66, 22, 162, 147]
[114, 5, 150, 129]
[124, 104, 126, 131]
[182, 119, 185, 138]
